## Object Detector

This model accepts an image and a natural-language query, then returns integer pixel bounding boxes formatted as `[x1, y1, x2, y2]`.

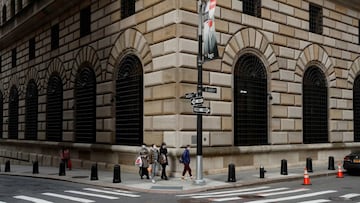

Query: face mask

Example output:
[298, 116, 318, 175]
[163, 145, 166, 148]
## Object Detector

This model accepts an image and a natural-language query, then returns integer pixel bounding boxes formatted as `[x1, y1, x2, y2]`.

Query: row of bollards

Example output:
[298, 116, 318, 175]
[1, 160, 38, 173]
[227, 155, 338, 182]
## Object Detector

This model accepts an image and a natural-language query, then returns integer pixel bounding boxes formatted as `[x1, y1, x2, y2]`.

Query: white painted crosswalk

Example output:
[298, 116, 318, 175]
[0, 187, 140, 203]
[176, 186, 360, 202]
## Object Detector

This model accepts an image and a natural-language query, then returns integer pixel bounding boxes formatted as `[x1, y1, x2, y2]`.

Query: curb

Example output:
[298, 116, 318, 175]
[0, 170, 340, 195]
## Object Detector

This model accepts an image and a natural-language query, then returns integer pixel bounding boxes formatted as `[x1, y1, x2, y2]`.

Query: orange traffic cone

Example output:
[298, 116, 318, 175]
[302, 168, 311, 185]
[336, 164, 344, 178]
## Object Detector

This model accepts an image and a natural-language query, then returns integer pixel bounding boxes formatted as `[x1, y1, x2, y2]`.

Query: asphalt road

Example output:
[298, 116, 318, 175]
[0, 173, 360, 203]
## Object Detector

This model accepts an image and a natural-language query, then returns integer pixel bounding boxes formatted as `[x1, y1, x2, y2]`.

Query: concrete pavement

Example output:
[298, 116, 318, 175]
[0, 162, 339, 194]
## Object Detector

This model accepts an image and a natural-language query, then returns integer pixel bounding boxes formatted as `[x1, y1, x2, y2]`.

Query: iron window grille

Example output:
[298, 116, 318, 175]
[80, 6, 91, 37]
[29, 38, 35, 60]
[234, 54, 268, 146]
[11, 48, 16, 68]
[309, 3, 323, 34]
[303, 66, 328, 144]
[358, 20, 360, 45]
[8, 86, 18, 139]
[10, 0, 15, 17]
[51, 24, 59, 50]
[243, 0, 261, 18]
[121, 0, 135, 19]
[116, 54, 143, 146]
[75, 67, 96, 143]
[17, 0, 23, 11]
[46, 74, 63, 141]
[0, 92, 3, 138]
[25, 80, 38, 140]
[354, 76, 360, 142]
[0, 55, 2, 73]
[2, 6, 6, 23]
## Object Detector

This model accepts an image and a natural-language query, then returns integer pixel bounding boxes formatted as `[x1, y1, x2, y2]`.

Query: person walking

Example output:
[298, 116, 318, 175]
[181, 145, 193, 180]
[139, 144, 150, 179]
[159, 142, 168, 180]
[149, 144, 159, 183]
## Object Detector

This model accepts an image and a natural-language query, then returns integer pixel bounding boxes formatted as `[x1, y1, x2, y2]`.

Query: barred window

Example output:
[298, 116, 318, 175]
[80, 6, 91, 37]
[10, 0, 15, 17]
[303, 66, 328, 144]
[11, 48, 16, 68]
[121, 0, 135, 19]
[2, 6, 7, 23]
[309, 3, 323, 34]
[25, 80, 38, 140]
[354, 76, 360, 142]
[0, 55, 2, 73]
[9, 86, 19, 139]
[51, 24, 59, 50]
[17, 0, 23, 11]
[243, 0, 261, 18]
[358, 20, 360, 45]
[46, 74, 63, 141]
[29, 37, 35, 60]
[0, 92, 3, 139]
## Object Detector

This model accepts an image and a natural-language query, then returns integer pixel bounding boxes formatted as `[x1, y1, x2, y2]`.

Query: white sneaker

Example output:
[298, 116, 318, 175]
[152, 179, 156, 183]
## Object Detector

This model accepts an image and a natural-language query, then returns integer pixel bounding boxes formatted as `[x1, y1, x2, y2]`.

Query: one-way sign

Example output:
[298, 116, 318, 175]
[191, 96, 204, 106]
[193, 106, 210, 114]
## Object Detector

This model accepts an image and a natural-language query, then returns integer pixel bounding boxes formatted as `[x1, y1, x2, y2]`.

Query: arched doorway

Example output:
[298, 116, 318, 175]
[354, 75, 360, 142]
[234, 53, 268, 146]
[8, 86, 18, 139]
[75, 66, 96, 143]
[46, 74, 63, 141]
[25, 80, 38, 140]
[303, 66, 328, 143]
[116, 54, 143, 145]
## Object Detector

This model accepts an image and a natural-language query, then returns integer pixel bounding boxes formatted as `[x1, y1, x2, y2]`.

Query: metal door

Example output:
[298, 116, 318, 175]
[303, 66, 328, 143]
[46, 74, 63, 141]
[354, 76, 360, 142]
[234, 54, 268, 146]
[116, 54, 143, 145]
[8, 86, 18, 139]
[75, 67, 96, 143]
[25, 80, 38, 140]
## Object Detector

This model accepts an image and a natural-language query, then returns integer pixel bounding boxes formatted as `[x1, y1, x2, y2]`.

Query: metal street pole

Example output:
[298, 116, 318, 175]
[195, 0, 205, 185]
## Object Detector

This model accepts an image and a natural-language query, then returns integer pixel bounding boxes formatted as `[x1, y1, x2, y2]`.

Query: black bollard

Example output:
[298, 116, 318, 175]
[59, 161, 66, 176]
[328, 156, 335, 170]
[113, 164, 121, 183]
[260, 165, 266, 179]
[5, 160, 10, 172]
[90, 163, 98, 181]
[33, 161, 39, 174]
[306, 157, 313, 173]
[227, 163, 236, 182]
[280, 159, 288, 175]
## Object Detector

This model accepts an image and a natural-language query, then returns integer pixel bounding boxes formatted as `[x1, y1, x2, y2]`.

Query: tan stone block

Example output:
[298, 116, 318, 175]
[279, 2, 294, 15]
[210, 72, 231, 87]
[263, 0, 279, 10]
[203, 116, 221, 130]
[281, 119, 295, 130]
[222, 116, 232, 131]
[221, 8, 242, 23]
[274, 34, 287, 46]
[242, 14, 262, 29]
[288, 132, 302, 143]
[152, 53, 177, 70]
[152, 83, 177, 100]
[215, 19, 228, 33]
[272, 118, 281, 130]
[343, 110, 353, 120]
[210, 132, 232, 146]
[153, 24, 176, 43]
[153, 115, 177, 130]
[294, 8, 308, 20]
[210, 101, 231, 116]
[203, 59, 222, 72]
[330, 109, 342, 120]
[272, 105, 288, 117]
[280, 69, 294, 81]
[179, 38, 197, 54]
[286, 0, 302, 8]
[271, 11, 287, 24]
[147, 15, 164, 32]
[271, 80, 288, 92]
[144, 100, 163, 115]
[153, 0, 176, 16]
[144, 131, 163, 146]
[270, 132, 288, 144]
[281, 94, 295, 105]
[179, 0, 197, 12]
[163, 99, 176, 114]
[144, 116, 152, 130]
[179, 53, 197, 68]
[263, 20, 279, 33]
[288, 106, 302, 118]
[179, 115, 196, 130]
[221, 87, 232, 101]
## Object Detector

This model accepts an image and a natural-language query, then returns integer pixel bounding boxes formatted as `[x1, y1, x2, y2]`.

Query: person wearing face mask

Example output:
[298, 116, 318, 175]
[139, 144, 150, 179]
[181, 145, 193, 180]
[159, 142, 168, 180]
[148, 144, 159, 183]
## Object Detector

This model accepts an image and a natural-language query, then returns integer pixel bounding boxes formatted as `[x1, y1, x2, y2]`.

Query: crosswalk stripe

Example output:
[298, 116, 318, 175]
[192, 188, 289, 199]
[13, 195, 53, 203]
[211, 197, 242, 202]
[103, 188, 134, 194]
[83, 188, 140, 198]
[42, 193, 95, 203]
[177, 186, 271, 197]
[65, 190, 119, 200]
[341, 193, 360, 199]
[245, 190, 337, 203]
[297, 200, 331, 203]
[259, 188, 310, 196]
[0, 201, 6, 203]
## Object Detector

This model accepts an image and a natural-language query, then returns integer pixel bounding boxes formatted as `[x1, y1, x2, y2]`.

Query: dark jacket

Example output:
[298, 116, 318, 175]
[159, 147, 168, 165]
[182, 148, 190, 164]
[149, 148, 159, 164]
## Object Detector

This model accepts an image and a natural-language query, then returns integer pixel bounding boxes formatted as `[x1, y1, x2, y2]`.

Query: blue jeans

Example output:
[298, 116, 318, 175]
[151, 162, 158, 179]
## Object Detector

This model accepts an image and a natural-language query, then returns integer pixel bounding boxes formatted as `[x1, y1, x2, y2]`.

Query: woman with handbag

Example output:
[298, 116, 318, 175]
[159, 142, 168, 180]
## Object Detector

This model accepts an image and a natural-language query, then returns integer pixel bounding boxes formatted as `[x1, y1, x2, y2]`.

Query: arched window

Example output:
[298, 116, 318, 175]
[2, 6, 7, 23]
[354, 76, 360, 142]
[8, 86, 18, 139]
[10, 0, 15, 17]
[75, 66, 96, 143]
[46, 74, 63, 141]
[303, 66, 328, 143]
[0, 92, 3, 138]
[116, 54, 143, 145]
[25, 80, 38, 140]
[234, 54, 268, 146]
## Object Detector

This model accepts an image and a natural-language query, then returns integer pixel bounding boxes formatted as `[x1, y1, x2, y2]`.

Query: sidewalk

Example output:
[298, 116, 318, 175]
[0, 163, 339, 194]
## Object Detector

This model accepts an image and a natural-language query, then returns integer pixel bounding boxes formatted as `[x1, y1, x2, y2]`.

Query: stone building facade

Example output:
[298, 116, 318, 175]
[0, 0, 360, 174]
